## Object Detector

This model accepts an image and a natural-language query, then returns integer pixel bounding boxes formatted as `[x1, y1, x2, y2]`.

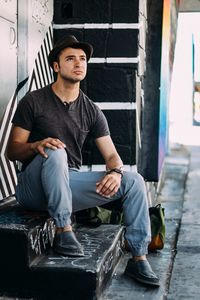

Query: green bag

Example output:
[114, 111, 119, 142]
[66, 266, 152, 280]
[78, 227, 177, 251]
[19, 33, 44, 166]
[75, 202, 165, 251]
[148, 204, 165, 251]
[75, 205, 123, 227]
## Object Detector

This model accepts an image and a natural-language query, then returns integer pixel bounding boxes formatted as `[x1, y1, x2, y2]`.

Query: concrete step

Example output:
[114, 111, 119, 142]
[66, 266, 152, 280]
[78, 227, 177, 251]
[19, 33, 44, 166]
[29, 225, 124, 299]
[0, 200, 124, 300]
[0, 200, 54, 272]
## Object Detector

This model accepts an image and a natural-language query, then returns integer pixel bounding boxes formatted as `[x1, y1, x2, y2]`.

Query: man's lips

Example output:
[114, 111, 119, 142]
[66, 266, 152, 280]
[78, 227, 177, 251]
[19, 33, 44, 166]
[73, 70, 84, 75]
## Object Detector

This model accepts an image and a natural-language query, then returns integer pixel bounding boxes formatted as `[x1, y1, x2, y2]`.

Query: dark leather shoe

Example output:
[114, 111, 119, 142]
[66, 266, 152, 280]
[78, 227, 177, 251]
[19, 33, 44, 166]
[124, 259, 160, 286]
[53, 231, 84, 257]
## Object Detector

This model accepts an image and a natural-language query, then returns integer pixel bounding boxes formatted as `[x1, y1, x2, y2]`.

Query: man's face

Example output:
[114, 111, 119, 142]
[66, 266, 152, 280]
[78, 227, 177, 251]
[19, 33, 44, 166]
[53, 47, 87, 83]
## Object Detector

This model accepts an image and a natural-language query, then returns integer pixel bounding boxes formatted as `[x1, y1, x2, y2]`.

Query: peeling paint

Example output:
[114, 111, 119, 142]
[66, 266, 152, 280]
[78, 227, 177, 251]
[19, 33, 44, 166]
[29, 218, 55, 255]
[31, 0, 50, 30]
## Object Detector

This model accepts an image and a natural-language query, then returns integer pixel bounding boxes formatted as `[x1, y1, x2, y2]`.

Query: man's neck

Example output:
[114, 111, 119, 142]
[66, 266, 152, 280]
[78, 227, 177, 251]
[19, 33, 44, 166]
[52, 81, 80, 103]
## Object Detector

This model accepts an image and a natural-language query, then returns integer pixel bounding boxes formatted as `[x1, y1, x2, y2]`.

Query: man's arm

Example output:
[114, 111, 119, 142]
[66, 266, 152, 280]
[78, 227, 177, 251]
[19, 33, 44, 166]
[95, 135, 124, 197]
[6, 125, 66, 162]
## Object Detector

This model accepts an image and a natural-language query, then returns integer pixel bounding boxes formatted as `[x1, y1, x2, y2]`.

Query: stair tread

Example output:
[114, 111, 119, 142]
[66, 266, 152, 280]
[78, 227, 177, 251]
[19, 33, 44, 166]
[0, 200, 54, 267]
[31, 224, 124, 272]
[0, 199, 124, 299]
[0, 200, 50, 231]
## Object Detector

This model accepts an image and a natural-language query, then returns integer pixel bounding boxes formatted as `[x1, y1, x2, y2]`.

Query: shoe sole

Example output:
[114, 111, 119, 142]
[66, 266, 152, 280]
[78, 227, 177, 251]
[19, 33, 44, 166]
[124, 270, 160, 287]
[53, 246, 85, 257]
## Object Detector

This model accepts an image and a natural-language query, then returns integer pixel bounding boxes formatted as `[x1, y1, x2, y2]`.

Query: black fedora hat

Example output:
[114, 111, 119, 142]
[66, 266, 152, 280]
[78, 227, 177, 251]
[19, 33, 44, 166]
[48, 35, 93, 68]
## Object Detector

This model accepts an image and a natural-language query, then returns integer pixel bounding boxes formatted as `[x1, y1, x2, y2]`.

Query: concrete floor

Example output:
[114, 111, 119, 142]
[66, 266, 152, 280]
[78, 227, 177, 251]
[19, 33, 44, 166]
[101, 144, 200, 300]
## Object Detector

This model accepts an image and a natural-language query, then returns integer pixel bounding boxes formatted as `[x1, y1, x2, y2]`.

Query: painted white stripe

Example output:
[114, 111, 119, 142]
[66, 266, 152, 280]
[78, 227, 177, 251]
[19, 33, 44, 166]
[30, 80, 37, 92]
[0, 94, 14, 142]
[89, 57, 139, 64]
[1, 156, 15, 194]
[1, 102, 16, 146]
[34, 64, 43, 88]
[39, 52, 48, 86]
[107, 57, 139, 63]
[88, 165, 137, 172]
[53, 23, 141, 30]
[0, 94, 17, 200]
[36, 58, 45, 87]
[1, 172, 9, 197]
[8, 160, 17, 184]
[42, 47, 53, 84]
[94, 102, 136, 110]
[135, 76, 142, 148]
[1, 119, 17, 189]
[46, 28, 54, 83]
[112, 23, 141, 29]
[89, 57, 106, 63]
[136, 107, 142, 148]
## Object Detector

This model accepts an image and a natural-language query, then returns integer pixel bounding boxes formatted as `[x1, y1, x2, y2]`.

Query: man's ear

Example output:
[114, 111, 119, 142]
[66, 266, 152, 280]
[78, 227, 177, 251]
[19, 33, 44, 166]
[53, 61, 59, 73]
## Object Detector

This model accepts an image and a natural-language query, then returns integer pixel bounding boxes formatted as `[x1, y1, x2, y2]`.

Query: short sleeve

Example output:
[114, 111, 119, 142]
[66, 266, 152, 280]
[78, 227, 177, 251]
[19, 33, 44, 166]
[90, 106, 110, 139]
[12, 94, 34, 131]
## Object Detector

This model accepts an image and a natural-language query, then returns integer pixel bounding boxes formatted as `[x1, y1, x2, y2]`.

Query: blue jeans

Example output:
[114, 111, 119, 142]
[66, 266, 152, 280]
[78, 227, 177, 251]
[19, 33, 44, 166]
[16, 148, 151, 256]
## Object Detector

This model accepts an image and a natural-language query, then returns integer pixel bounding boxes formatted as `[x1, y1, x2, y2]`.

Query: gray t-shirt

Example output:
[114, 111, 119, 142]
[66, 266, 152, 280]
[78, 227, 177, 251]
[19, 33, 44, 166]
[12, 84, 110, 170]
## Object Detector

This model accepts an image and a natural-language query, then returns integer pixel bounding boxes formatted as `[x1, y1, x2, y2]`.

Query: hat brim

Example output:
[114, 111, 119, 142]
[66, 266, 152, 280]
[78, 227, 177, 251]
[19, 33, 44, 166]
[48, 41, 93, 68]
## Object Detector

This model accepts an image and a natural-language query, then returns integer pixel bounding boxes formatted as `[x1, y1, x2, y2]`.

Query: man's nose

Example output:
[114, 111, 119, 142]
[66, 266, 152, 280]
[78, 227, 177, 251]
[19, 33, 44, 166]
[74, 58, 81, 66]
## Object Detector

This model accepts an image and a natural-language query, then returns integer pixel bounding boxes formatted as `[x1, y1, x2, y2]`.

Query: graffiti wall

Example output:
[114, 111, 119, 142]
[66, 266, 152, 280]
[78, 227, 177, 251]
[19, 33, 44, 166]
[158, 0, 180, 176]
[0, 0, 53, 200]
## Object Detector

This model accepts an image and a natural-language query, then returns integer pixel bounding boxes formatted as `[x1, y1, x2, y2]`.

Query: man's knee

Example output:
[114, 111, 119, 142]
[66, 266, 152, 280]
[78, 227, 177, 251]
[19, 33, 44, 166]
[45, 148, 68, 168]
[123, 171, 146, 191]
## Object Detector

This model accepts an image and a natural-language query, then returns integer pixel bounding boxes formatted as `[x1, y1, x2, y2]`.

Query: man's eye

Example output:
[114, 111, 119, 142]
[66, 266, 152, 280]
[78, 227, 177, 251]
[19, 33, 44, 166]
[66, 57, 73, 61]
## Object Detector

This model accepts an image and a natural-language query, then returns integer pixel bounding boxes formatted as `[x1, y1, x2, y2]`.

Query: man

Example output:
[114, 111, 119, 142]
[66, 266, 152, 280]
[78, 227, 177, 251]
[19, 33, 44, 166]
[7, 35, 159, 286]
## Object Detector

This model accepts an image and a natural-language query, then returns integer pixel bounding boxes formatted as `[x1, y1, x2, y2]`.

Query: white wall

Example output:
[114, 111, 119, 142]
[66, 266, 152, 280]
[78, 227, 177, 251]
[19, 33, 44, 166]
[169, 12, 200, 146]
[18, 0, 53, 85]
[0, 0, 17, 118]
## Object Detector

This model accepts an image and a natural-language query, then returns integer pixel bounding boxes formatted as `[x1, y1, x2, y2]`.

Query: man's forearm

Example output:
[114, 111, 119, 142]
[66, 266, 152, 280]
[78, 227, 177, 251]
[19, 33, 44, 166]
[105, 153, 124, 171]
[6, 141, 37, 162]
[7, 137, 66, 162]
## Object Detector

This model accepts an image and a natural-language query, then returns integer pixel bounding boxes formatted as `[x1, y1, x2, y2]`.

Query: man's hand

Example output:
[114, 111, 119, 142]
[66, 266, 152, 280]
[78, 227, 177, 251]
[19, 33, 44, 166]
[96, 172, 122, 197]
[7, 126, 66, 162]
[31, 138, 66, 158]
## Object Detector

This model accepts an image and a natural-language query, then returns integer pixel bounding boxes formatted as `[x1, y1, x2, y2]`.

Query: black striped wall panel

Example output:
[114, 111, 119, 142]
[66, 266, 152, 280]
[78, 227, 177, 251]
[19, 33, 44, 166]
[137, 1, 163, 181]
[85, 65, 137, 103]
[54, 29, 139, 58]
[53, 0, 139, 24]
[82, 110, 136, 166]
[53, 0, 142, 167]
[0, 95, 18, 200]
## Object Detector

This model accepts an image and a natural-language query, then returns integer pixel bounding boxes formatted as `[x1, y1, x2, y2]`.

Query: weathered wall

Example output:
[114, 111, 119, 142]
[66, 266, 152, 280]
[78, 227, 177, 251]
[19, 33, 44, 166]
[0, 0, 54, 200]
[0, 0, 17, 119]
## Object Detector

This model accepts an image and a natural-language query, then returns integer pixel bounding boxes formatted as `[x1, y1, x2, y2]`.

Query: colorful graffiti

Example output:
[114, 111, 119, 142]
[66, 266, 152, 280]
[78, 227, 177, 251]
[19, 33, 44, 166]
[158, 0, 180, 175]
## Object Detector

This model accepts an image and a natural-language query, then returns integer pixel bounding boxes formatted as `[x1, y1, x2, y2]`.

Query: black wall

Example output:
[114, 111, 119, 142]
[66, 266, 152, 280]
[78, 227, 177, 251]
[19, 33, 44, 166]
[53, 0, 139, 166]
[53, 0, 164, 181]
[137, 0, 163, 181]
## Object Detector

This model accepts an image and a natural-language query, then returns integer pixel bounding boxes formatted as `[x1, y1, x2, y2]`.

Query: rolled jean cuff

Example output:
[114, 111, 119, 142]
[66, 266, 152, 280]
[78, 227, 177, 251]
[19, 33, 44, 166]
[125, 227, 151, 256]
[126, 240, 149, 256]
[53, 212, 71, 227]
